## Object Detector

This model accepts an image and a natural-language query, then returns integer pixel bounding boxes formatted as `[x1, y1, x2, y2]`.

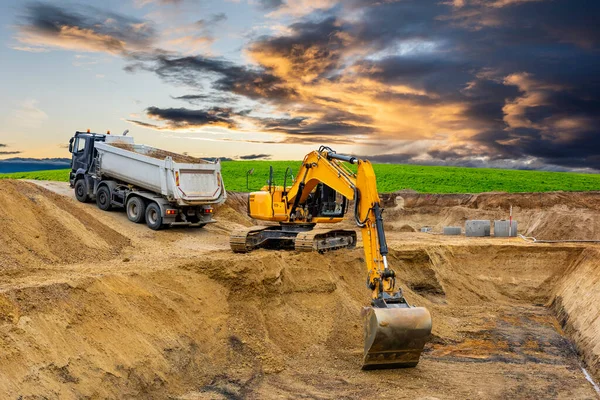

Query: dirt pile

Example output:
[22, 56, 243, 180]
[0, 181, 129, 270]
[0, 181, 599, 398]
[552, 247, 600, 380]
[110, 143, 209, 164]
[213, 192, 254, 229]
[1, 244, 597, 398]
[382, 191, 600, 240]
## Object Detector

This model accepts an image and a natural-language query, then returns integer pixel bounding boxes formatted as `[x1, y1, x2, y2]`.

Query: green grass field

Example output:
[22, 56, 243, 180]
[1, 162, 599, 193]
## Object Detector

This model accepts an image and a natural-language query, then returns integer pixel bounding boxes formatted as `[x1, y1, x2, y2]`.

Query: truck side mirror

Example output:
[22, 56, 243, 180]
[68, 138, 74, 153]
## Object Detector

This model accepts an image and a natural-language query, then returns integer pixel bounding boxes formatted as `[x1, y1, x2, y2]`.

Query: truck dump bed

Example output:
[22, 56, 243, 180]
[95, 140, 226, 206]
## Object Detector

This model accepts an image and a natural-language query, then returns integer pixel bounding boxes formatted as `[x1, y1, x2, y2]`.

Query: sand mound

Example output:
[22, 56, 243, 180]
[0, 244, 597, 398]
[552, 247, 600, 380]
[0, 181, 129, 270]
[0, 182, 599, 398]
[213, 192, 253, 230]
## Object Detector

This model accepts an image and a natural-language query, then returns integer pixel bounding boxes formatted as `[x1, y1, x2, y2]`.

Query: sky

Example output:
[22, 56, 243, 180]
[0, 0, 599, 170]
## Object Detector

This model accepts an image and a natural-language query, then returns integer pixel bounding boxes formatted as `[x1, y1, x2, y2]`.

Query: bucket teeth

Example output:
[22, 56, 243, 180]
[362, 306, 432, 370]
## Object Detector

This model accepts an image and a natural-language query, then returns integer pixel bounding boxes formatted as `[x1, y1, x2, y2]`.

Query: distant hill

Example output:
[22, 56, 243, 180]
[0, 158, 71, 173]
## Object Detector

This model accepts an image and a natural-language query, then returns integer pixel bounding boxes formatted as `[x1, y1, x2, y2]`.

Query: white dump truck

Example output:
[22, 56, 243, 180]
[68, 130, 226, 230]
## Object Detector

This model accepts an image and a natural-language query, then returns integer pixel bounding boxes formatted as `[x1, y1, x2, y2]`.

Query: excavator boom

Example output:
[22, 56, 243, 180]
[230, 146, 432, 369]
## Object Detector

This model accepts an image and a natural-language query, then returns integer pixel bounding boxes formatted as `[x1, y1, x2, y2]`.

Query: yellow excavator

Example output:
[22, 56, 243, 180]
[230, 146, 432, 369]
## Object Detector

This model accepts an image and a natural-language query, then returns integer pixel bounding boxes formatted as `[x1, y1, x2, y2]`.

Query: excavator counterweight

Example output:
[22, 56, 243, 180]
[231, 146, 432, 369]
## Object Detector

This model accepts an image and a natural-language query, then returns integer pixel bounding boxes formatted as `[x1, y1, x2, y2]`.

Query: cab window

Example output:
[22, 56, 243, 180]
[76, 138, 86, 153]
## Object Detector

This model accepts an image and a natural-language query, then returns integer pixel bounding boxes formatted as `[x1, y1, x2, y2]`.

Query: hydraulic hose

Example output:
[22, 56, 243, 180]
[354, 187, 369, 227]
[373, 203, 389, 257]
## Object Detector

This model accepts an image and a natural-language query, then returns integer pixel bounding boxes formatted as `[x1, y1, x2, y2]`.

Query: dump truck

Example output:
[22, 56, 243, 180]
[68, 130, 226, 230]
[230, 146, 432, 369]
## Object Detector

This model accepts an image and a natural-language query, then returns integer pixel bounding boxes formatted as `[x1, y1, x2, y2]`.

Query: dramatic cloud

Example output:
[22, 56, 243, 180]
[128, 106, 240, 130]
[14, 3, 156, 54]
[150, 55, 298, 100]
[16, 1, 600, 170]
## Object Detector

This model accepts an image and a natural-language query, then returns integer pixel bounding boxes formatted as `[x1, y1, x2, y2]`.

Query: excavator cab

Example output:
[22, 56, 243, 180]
[305, 184, 347, 219]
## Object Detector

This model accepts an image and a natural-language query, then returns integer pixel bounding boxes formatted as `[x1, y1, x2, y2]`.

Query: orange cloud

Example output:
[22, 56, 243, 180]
[15, 26, 127, 54]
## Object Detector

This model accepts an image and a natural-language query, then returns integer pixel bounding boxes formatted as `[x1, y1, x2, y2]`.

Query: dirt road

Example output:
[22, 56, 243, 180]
[0, 180, 598, 399]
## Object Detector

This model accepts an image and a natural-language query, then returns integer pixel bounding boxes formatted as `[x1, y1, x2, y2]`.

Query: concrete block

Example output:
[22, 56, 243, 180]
[420, 226, 432, 233]
[494, 220, 518, 237]
[465, 220, 491, 237]
[443, 226, 462, 235]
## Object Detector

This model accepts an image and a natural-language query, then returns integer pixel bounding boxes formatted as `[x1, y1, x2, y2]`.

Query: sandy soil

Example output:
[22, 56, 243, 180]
[0, 180, 598, 399]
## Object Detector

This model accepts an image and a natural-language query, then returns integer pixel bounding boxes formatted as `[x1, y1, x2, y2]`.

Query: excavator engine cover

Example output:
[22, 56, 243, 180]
[362, 306, 432, 369]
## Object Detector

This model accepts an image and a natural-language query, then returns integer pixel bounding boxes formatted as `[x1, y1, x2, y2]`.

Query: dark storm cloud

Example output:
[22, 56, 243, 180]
[129, 106, 239, 129]
[18, 3, 156, 53]
[473, 126, 600, 170]
[238, 154, 271, 160]
[150, 55, 297, 100]
[259, 116, 373, 136]
[249, 17, 350, 81]
[343, 0, 600, 170]
[27, 0, 598, 170]
[131, 104, 372, 136]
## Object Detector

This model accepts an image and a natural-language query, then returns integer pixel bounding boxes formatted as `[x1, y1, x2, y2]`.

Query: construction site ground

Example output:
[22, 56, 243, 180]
[1, 179, 599, 399]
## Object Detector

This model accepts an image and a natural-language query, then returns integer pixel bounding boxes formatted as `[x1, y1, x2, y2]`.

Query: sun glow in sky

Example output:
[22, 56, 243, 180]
[0, 0, 599, 170]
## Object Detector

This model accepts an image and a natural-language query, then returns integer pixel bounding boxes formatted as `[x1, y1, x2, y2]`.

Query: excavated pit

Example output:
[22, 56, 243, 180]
[0, 181, 599, 399]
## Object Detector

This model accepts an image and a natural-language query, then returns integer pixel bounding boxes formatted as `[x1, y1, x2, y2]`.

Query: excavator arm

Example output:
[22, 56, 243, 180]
[284, 147, 392, 298]
[283, 147, 432, 368]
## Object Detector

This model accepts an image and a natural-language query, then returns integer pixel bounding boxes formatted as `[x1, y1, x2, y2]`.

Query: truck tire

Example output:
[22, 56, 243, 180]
[145, 202, 164, 230]
[96, 186, 112, 211]
[126, 196, 146, 223]
[74, 179, 89, 203]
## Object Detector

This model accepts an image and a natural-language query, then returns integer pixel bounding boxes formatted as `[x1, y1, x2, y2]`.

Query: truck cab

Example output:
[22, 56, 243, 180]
[68, 131, 106, 189]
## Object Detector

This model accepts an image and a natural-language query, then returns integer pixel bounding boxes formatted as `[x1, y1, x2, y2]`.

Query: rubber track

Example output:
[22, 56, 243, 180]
[295, 229, 357, 253]
[229, 226, 271, 253]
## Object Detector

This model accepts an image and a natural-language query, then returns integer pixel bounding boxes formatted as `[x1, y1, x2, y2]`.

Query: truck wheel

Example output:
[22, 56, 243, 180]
[126, 196, 146, 223]
[145, 202, 163, 230]
[74, 179, 89, 203]
[96, 186, 112, 211]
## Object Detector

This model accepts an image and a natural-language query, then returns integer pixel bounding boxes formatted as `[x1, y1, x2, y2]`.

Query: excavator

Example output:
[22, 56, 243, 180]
[230, 146, 432, 369]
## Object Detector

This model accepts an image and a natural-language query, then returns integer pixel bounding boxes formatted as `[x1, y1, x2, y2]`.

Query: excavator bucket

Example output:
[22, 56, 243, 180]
[361, 306, 432, 370]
